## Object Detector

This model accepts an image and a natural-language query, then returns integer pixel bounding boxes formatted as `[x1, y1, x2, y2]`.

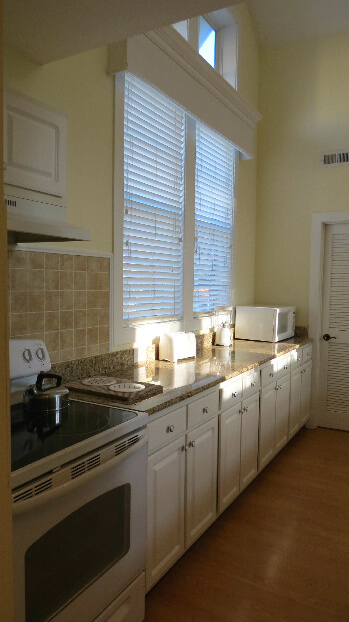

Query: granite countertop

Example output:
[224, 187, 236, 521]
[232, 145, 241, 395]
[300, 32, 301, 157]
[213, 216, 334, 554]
[64, 337, 311, 416]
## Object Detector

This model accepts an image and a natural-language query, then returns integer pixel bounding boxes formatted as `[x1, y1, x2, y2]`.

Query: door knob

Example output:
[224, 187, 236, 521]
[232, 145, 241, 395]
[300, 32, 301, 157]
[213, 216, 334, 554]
[323, 334, 336, 341]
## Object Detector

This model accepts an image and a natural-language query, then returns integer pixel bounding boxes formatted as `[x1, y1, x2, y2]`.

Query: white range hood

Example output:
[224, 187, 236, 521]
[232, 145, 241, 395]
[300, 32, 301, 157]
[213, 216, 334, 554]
[5, 196, 91, 244]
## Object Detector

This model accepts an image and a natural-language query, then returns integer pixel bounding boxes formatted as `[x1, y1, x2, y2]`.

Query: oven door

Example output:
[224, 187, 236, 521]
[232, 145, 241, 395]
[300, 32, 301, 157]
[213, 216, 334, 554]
[12, 428, 147, 622]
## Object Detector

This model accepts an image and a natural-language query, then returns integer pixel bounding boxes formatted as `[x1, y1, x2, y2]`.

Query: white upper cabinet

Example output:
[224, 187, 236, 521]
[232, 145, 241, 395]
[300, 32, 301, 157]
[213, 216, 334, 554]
[3, 91, 67, 198]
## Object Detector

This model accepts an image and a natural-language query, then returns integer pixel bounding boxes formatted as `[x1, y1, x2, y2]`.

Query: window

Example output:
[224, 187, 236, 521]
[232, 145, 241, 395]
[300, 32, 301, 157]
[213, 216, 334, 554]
[119, 73, 235, 331]
[198, 16, 216, 68]
[194, 124, 234, 314]
[123, 74, 185, 325]
[171, 10, 238, 88]
[173, 20, 188, 40]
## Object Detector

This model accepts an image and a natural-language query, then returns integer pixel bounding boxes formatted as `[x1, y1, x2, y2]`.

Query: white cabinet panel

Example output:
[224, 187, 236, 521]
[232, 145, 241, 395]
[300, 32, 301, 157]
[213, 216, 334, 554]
[289, 367, 302, 438]
[259, 383, 276, 470]
[4, 91, 66, 198]
[186, 417, 218, 548]
[275, 374, 290, 452]
[300, 361, 312, 427]
[147, 437, 185, 591]
[240, 393, 259, 491]
[218, 404, 241, 513]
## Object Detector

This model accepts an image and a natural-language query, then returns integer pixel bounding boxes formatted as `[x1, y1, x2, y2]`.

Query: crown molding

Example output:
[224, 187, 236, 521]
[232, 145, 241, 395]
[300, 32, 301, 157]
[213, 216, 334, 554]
[145, 26, 262, 130]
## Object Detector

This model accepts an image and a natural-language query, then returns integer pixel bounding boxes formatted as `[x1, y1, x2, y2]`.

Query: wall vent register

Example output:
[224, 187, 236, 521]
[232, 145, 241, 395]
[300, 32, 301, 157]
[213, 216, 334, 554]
[321, 150, 349, 166]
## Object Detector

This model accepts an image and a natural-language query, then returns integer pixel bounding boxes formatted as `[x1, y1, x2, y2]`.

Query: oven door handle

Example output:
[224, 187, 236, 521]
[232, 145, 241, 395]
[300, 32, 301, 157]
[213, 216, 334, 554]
[12, 431, 147, 517]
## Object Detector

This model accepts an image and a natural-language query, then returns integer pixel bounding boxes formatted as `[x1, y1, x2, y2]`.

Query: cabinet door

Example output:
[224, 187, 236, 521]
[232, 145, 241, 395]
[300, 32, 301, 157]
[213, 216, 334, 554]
[186, 417, 218, 548]
[275, 374, 290, 452]
[300, 362, 312, 427]
[259, 383, 276, 471]
[218, 404, 241, 514]
[147, 437, 186, 591]
[289, 368, 302, 438]
[240, 393, 259, 491]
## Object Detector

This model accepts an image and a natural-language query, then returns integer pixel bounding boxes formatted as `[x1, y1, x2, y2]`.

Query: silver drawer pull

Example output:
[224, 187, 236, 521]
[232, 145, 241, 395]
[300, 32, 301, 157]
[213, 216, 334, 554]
[269, 372, 274, 377]
[251, 382, 256, 387]
[202, 407, 209, 414]
[167, 425, 175, 433]
[191, 440, 196, 448]
[232, 391, 237, 398]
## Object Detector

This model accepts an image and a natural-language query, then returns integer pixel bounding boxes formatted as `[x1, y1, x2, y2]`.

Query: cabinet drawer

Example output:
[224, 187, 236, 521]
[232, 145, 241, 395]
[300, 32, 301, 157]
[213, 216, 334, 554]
[187, 391, 219, 430]
[277, 354, 290, 377]
[290, 349, 303, 369]
[148, 406, 187, 454]
[260, 359, 279, 386]
[242, 369, 260, 398]
[220, 376, 243, 411]
[302, 344, 312, 362]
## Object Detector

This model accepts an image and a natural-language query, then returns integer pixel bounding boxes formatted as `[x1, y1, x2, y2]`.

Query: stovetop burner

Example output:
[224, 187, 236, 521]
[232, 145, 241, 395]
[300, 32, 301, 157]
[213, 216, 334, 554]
[11, 399, 138, 474]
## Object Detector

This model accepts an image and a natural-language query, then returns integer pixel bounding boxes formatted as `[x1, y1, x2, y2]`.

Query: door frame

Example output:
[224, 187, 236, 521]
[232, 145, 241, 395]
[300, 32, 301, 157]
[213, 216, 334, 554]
[308, 211, 349, 427]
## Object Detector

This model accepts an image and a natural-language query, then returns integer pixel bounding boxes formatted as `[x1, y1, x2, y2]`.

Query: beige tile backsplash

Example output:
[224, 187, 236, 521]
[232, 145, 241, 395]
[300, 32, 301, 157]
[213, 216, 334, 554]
[9, 250, 111, 364]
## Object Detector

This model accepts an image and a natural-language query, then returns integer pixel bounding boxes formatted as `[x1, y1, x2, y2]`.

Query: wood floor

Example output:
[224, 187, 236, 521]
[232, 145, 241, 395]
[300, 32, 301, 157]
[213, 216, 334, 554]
[145, 428, 349, 622]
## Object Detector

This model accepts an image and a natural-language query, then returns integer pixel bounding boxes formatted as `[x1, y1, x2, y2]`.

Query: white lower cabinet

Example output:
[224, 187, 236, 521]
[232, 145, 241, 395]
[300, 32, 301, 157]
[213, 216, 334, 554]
[146, 345, 312, 591]
[186, 417, 218, 548]
[259, 373, 290, 470]
[146, 436, 186, 591]
[300, 361, 312, 426]
[289, 360, 312, 437]
[146, 393, 219, 592]
[239, 393, 260, 490]
[218, 404, 241, 514]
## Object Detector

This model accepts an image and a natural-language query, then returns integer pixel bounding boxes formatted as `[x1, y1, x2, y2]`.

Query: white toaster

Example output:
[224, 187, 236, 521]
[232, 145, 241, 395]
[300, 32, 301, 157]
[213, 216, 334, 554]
[159, 332, 196, 363]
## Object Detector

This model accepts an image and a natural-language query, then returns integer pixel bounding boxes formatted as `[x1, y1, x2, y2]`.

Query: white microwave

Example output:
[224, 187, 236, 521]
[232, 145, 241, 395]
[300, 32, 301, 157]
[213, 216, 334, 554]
[235, 306, 296, 342]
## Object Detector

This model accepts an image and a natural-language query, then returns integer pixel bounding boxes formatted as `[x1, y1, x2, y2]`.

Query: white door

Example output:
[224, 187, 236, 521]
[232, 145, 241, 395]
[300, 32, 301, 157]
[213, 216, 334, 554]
[240, 393, 259, 491]
[218, 404, 241, 513]
[259, 383, 276, 471]
[320, 223, 349, 430]
[146, 437, 185, 591]
[186, 417, 218, 548]
[274, 374, 290, 452]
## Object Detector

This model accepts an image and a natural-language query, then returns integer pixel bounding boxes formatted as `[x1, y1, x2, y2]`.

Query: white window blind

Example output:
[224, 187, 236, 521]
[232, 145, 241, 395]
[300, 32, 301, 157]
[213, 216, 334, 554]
[194, 123, 234, 314]
[123, 74, 185, 325]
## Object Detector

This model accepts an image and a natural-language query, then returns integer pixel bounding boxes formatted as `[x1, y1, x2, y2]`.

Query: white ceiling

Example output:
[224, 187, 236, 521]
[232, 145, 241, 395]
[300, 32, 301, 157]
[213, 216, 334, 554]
[3, 0, 349, 64]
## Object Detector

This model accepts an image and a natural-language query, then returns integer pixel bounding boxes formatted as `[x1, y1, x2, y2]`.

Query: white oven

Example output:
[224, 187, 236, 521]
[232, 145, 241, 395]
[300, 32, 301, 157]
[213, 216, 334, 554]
[10, 339, 148, 622]
[12, 428, 147, 622]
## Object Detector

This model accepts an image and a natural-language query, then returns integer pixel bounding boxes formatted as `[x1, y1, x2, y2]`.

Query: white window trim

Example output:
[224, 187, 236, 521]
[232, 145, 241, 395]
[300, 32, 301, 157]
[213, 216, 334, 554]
[113, 74, 236, 348]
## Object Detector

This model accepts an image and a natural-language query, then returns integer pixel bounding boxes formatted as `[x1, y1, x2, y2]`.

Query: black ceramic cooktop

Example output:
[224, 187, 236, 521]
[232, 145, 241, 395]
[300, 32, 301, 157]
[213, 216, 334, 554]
[11, 399, 138, 473]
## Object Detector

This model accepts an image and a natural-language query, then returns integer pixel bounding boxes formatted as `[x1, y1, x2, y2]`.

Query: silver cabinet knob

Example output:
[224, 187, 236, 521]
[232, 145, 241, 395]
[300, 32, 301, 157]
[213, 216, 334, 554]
[243, 406, 248, 412]
[239, 409, 243, 415]
[202, 407, 209, 414]
[167, 425, 175, 433]
[284, 365, 288, 369]
[232, 391, 237, 398]
[278, 385, 282, 390]
[191, 440, 196, 447]
[269, 372, 274, 377]
[251, 382, 256, 387]
[302, 369, 306, 374]
[182, 445, 189, 452]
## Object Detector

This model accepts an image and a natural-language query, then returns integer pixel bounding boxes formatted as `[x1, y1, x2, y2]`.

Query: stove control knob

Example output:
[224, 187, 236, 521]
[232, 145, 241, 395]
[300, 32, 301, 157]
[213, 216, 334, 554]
[36, 347, 46, 361]
[23, 348, 32, 363]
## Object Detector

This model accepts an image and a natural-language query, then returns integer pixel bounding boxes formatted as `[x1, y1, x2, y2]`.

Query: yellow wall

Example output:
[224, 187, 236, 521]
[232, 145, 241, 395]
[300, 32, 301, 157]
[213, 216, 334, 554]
[4, 44, 114, 254]
[230, 3, 259, 305]
[3, 4, 260, 324]
[256, 31, 349, 326]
